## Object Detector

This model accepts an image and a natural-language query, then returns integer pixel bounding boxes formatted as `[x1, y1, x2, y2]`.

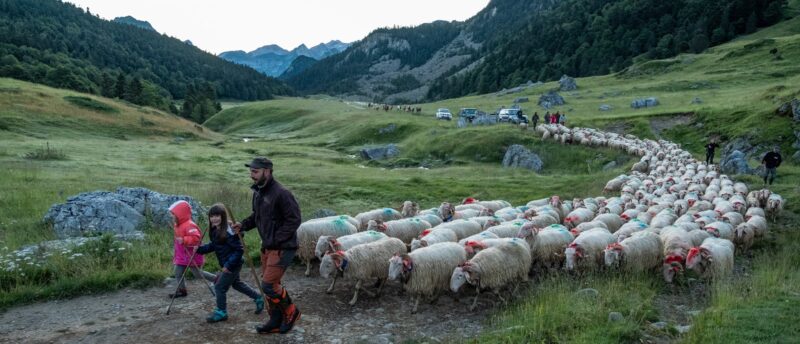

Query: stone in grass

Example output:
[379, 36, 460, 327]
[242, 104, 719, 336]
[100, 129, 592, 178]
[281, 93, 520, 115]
[608, 312, 624, 322]
[575, 288, 600, 298]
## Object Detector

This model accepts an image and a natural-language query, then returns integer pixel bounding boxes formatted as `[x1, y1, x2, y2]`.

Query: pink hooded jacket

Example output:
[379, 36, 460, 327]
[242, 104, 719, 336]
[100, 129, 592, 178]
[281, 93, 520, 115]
[170, 200, 204, 267]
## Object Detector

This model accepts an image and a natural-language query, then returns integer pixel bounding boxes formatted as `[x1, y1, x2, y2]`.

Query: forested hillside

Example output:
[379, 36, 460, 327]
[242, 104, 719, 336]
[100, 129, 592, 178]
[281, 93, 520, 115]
[0, 0, 292, 121]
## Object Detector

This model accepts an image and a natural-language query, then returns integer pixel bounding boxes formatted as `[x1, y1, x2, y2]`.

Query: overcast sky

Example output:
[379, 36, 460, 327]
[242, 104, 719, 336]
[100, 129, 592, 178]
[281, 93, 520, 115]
[65, 0, 490, 55]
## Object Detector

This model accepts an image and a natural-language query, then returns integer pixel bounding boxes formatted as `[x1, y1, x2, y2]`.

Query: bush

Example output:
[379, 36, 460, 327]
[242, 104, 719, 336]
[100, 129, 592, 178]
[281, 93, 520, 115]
[64, 96, 118, 114]
[23, 142, 66, 160]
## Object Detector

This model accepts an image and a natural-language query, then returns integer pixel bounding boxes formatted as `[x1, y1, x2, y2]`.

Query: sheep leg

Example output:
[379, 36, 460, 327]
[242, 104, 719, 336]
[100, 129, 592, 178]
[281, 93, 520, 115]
[470, 286, 480, 311]
[429, 291, 440, 305]
[375, 278, 387, 296]
[349, 280, 362, 306]
[304, 261, 311, 277]
[496, 289, 507, 305]
[411, 296, 420, 314]
[326, 275, 337, 294]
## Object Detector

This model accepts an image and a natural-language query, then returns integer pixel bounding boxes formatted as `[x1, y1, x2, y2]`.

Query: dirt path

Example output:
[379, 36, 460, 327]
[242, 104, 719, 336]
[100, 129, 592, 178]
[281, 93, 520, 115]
[0, 263, 486, 344]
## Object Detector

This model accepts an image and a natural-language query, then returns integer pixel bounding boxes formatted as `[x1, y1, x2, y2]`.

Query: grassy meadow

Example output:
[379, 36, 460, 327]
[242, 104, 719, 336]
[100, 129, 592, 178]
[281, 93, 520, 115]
[1, 12, 800, 343]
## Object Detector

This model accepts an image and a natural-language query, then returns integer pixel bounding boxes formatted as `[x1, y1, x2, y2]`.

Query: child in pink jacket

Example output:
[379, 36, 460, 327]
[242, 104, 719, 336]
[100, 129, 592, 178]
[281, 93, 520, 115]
[169, 200, 216, 298]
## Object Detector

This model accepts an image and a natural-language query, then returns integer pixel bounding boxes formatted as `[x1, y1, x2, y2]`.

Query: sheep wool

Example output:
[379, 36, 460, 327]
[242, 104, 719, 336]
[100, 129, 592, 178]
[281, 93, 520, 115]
[297, 217, 359, 276]
[388, 242, 467, 313]
[604, 231, 662, 272]
[686, 237, 734, 280]
[355, 208, 403, 230]
[450, 241, 531, 310]
[314, 230, 388, 260]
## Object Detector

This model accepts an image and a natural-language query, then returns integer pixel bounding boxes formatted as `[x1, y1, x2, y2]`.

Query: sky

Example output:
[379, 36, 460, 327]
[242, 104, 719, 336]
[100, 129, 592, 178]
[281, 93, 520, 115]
[65, 0, 491, 55]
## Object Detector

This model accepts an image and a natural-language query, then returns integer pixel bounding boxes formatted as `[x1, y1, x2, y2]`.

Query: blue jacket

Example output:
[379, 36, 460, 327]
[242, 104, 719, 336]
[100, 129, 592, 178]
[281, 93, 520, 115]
[197, 225, 244, 271]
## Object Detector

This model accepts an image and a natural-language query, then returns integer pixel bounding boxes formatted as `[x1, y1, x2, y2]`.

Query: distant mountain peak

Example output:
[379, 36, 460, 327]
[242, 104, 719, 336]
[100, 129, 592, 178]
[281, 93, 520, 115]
[219, 40, 350, 77]
[112, 16, 156, 32]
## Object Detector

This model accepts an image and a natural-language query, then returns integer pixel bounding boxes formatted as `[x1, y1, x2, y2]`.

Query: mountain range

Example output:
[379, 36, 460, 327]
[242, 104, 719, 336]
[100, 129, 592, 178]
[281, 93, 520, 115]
[219, 40, 350, 77]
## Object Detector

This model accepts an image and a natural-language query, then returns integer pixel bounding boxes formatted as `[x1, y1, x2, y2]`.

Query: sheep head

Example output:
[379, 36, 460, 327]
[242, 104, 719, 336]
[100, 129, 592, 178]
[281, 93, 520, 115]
[604, 243, 623, 268]
[319, 252, 345, 279]
[450, 266, 468, 293]
[565, 243, 582, 271]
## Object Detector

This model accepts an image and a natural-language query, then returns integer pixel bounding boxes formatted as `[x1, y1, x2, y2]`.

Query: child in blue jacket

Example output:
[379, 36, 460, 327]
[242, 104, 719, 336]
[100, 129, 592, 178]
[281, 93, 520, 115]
[197, 203, 264, 322]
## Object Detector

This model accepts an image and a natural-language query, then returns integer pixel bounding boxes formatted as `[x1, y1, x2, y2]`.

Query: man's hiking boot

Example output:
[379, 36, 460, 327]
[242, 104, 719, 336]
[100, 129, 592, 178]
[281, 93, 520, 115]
[168, 288, 187, 298]
[255, 308, 282, 334]
[206, 309, 228, 323]
[254, 296, 265, 314]
[277, 290, 300, 334]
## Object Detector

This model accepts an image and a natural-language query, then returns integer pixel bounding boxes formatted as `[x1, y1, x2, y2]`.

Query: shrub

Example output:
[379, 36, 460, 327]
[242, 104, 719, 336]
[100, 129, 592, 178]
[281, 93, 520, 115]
[23, 142, 66, 160]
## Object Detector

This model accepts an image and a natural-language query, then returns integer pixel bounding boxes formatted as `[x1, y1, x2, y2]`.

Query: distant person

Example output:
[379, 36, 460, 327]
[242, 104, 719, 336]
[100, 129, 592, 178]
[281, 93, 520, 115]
[544, 112, 551, 125]
[559, 113, 566, 125]
[552, 112, 560, 124]
[705, 140, 719, 165]
[168, 200, 216, 299]
[234, 157, 302, 334]
[197, 203, 264, 323]
[532, 112, 539, 128]
[761, 146, 783, 185]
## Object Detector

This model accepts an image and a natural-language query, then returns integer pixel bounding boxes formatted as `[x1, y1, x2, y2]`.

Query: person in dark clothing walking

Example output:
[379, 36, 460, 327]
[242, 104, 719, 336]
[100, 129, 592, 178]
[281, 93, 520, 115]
[233, 157, 302, 334]
[544, 112, 550, 125]
[761, 146, 783, 185]
[705, 141, 719, 165]
[532, 112, 539, 129]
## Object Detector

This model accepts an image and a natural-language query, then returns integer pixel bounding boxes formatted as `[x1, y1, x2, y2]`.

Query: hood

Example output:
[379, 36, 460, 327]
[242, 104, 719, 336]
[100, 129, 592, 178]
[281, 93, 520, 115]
[169, 200, 192, 225]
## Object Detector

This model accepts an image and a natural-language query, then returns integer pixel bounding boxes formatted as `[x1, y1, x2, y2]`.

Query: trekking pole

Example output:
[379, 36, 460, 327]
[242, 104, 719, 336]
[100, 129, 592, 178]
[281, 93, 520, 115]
[166, 226, 213, 315]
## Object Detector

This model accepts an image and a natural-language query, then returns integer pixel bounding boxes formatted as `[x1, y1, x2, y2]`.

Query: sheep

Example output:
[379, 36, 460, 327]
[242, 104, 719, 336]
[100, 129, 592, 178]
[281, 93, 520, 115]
[410, 227, 458, 251]
[400, 201, 419, 218]
[593, 213, 624, 232]
[462, 238, 524, 256]
[745, 215, 768, 237]
[297, 217, 359, 276]
[517, 223, 574, 272]
[604, 175, 630, 193]
[455, 203, 487, 212]
[687, 229, 712, 247]
[470, 216, 503, 230]
[563, 208, 595, 229]
[485, 221, 527, 238]
[355, 208, 402, 230]
[572, 221, 608, 236]
[433, 219, 483, 240]
[476, 200, 512, 212]
[733, 223, 755, 254]
[368, 218, 431, 244]
[613, 219, 648, 242]
[721, 212, 744, 227]
[686, 237, 735, 280]
[766, 194, 784, 221]
[314, 230, 389, 260]
[744, 207, 765, 221]
[704, 221, 734, 241]
[603, 231, 662, 272]
[458, 231, 500, 246]
[306, 214, 360, 229]
[660, 227, 693, 283]
[388, 242, 468, 313]
[450, 241, 532, 310]
[319, 237, 407, 305]
[564, 229, 616, 273]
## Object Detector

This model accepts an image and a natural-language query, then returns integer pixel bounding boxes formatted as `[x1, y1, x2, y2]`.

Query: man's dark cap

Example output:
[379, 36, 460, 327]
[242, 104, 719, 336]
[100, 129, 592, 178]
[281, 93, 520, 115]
[245, 157, 273, 169]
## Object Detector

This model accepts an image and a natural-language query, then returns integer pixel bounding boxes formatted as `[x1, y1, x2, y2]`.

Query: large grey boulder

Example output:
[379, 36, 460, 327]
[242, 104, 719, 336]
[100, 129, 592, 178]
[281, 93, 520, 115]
[538, 91, 565, 109]
[559, 75, 577, 91]
[631, 97, 659, 109]
[720, 150, 753, 175]
[793, 98, 800, 122]
[43, 187, 204, 239]
[502, 145, 543, 172]
[360, 144, 400, 160]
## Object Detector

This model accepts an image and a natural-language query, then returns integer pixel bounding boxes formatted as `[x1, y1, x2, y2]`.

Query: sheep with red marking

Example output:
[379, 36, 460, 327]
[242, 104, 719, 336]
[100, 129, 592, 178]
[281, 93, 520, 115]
[745, 207, 765, 221]
[517, 223, 574, 272]
[733, 222, 755, 253]
[388, 242, 467, 313]
[319, 237, 407, 305]
[410, 227, 458, 251]
[315, 230, 389, 260]
[686, 237, 734, 280]
[704, 221, 734, 241]
[592, 213, 624, 233]
[564, 229, 616, 273]
[745, 215, 768, 237]
[603, 231, 662, 272]
[433, 219, 483, 240]
[458, 231, 500, 246]
[450, 240, 532, 310]
[687, 229, 712, 246]
[297, 216, 359, 276]
[660, 227, 692, 283]
[367, 218, 431, 244]
[563, 208, 595, 229]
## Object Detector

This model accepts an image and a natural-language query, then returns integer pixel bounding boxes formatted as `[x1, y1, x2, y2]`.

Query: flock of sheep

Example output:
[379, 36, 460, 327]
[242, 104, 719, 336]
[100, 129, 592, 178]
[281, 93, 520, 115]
[295, 123, 785, 313]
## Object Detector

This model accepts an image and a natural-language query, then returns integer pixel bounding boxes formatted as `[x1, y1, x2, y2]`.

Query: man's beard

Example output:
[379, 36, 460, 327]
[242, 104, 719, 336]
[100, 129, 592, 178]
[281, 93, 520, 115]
[253, 174, 268, 187]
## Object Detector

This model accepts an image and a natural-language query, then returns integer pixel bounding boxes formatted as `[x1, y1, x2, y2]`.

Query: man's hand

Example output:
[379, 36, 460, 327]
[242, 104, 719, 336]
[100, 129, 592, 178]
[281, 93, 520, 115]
[222, 267, 231, 274]
[232, 222, 242, 234]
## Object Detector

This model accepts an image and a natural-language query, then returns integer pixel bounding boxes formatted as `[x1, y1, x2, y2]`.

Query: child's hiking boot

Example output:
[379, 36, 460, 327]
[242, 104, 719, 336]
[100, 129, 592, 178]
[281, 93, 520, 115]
[254, 296, 265, 314]
[206, 309, 228, 323]
[168, 288, 187, 298]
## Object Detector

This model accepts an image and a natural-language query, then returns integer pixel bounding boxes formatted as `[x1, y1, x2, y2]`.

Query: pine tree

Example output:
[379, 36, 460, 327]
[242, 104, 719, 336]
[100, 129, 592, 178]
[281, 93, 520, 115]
[115, 73, 126, 99]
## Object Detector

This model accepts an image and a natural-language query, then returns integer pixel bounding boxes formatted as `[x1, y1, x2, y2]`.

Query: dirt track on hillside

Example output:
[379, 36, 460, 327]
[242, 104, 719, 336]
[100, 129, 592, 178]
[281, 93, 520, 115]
[0, 263, 487, 344]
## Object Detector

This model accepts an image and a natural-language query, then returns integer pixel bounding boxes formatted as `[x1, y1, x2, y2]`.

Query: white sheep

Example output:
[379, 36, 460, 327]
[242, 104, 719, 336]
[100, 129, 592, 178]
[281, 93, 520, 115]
[450, 240, 532, 310]
[721, 212, 744, 227]
[297, 217, 359, 276]
[319, 237, 407, 305]
[485, 221, 527, 238]
[414, 213, 443, 227]
[355, 208, 402, 230]
[745, 215, 768, 237]
[433, 219, 483, 240]
[686, 237, 734, 280]
[314, 230, 389, 260]
[744, 207, 765, 221]
[461, 238, 524, 257]
[476, 200, 512, 211]
[368, 218, 431, 244]
[704, 221, 734, 241]
[388, 242, 467, 313]
[458, 231, 500, 246]
[592, 213, 624, 232]
[400, 201, 419, 218]
[517, 223, 573, 272]
[613, 219, 649, 242]
[733, 223, 755, 253]
[410, 227, 458, 251]
[660, 227, 692, 283]
[564, 229, 615, 273]
[603, 231, 662, 272]
[306, 214, 360, 229]
[687, 229, 712, 247]
[563, 208, 595, 229]
[766, 194, 784, 221]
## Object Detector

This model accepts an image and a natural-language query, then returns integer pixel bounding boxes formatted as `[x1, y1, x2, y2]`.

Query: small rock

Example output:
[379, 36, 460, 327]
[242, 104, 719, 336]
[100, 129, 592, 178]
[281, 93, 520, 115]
[575, 288, 600, 298]
[691, 97, 703, 104]
[650, 322, 668, 330]
[602, 161, 617, 171]
[383, 322, 396, 330]
[687, 310, 701, 317]
[599, 104, 612, 111]
[676, 324, 693, 334]
[608, 312, 624, 322]
[631, 97, 659, 109]
[295, 327, 305, 334]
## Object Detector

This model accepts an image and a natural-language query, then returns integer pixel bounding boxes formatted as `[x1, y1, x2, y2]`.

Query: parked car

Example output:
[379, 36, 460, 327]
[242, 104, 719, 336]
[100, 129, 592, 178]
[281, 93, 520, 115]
[510, 113, 529, 124]
[458, 108, 478, 120]
[435, 108, 452, 120]
[497, 108, 520, 122]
